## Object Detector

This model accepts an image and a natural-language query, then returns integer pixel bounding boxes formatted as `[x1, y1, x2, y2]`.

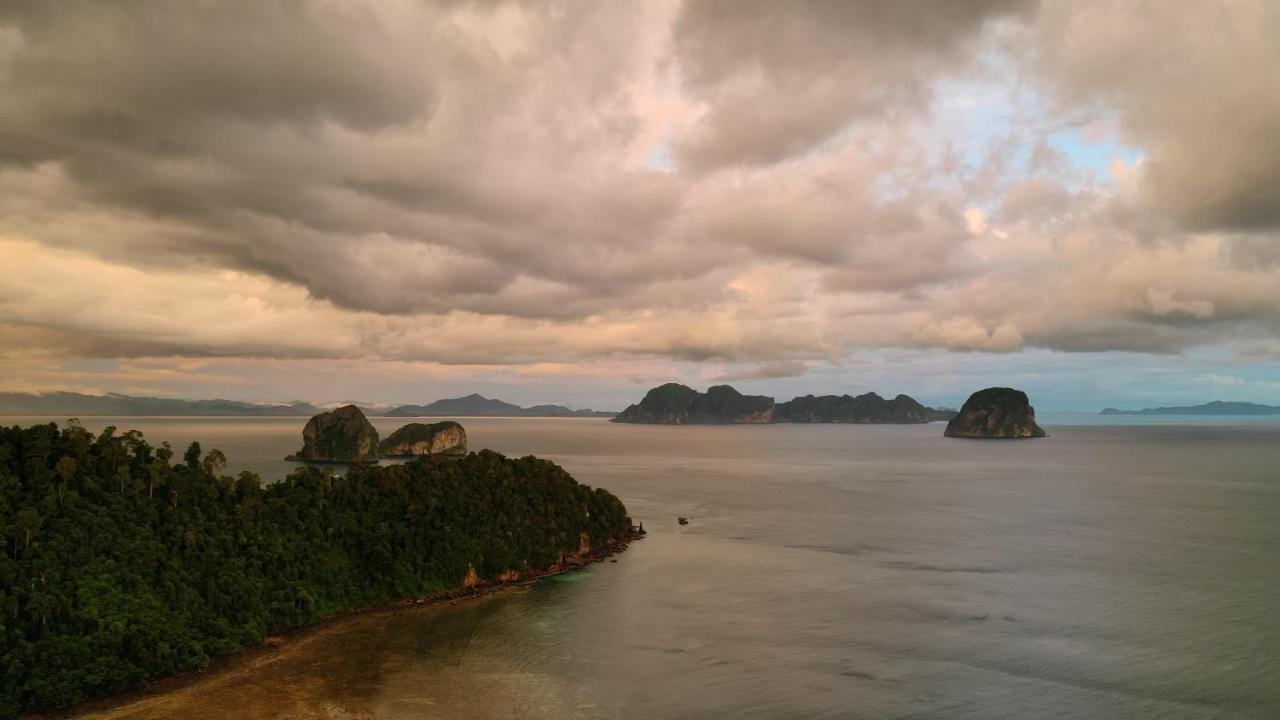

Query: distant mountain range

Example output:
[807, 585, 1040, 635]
[0, 391, 615, 418]
[0, 392, 321, 416]
[386, 393, 614, 417]
[1101, 401, 1280, 416]
[612, 383, 956, 424]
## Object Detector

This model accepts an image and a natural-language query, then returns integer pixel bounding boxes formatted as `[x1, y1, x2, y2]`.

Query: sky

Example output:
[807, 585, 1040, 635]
[1, 0, 1279, 412]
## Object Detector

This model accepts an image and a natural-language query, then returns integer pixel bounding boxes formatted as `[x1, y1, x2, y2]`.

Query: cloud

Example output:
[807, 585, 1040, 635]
[1028, 0, 1280, 231]
[0, 0, 1277, 395]
[710, 361, 810, 382]
[1199, 374, 1245, 386]
[671, 0, 1034, 170]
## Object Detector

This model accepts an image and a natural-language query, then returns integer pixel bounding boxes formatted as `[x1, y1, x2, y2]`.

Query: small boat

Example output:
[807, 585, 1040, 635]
[678, 516, 689, 525]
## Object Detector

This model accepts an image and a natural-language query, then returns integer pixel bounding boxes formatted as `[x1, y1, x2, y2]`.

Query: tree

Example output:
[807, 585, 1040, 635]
[183, 441, 202, 471]
[202, 448, 227, 476]
[53, 456, 77, 508]
[12, 508, 42, 552]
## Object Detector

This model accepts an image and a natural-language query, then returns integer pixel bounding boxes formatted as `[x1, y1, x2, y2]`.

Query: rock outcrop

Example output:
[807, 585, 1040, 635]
[286, 405, 381, 461]
[944, 387, 1046, 438]
[612, 383, 775, 424]
[612, 383, 955, 425]
[775, 392, 955, 423]
[380, 421, 467, 457]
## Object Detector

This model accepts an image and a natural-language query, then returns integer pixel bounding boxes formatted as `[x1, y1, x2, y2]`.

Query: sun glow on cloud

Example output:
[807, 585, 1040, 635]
[0, 1, 1278, 408]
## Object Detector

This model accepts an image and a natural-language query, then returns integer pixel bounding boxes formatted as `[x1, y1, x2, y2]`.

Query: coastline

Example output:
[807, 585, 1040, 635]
[34, 528, 645, 720]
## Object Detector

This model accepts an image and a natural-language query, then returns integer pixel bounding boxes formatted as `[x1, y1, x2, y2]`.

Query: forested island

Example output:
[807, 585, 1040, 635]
[612, 383, 955, 424]
[0, 421, 633, 717]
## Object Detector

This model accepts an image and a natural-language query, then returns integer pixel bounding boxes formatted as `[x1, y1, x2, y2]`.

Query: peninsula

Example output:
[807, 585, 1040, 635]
[0, 420, 634, 717]
[611, 383, 955, 424]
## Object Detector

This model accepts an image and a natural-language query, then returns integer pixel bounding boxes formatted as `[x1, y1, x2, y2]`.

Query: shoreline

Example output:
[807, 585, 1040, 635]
[33, 527, 646, 720]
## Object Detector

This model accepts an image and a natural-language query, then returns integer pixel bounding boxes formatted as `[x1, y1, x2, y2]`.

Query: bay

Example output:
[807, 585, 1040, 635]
[4, 415, 1278, 719]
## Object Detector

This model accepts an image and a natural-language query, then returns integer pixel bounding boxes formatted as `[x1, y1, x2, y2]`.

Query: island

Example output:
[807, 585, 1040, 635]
[387, 393, 614, 417]
[944, 387, 1046, 438]
[612, 383, 774, 424]
[0, 391, 616, 419]
[1101, 401, 1280, 416]
[776, 393, 955, 423]
[0, 420, 636, 717]
[611, 383, 955, 424]
[380, 420, 468, 457]
[285, 404, 382, 462]
[0, 390, 321, 416]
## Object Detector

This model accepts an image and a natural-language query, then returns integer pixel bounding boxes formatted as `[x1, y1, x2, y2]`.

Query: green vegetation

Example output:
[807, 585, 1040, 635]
[0, 420, 629, 717]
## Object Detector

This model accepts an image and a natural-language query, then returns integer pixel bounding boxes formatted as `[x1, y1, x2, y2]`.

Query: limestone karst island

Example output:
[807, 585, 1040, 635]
[943, 387, 1047, 439]
[612, 383, 956, 424]
[285, 405, 468, 462]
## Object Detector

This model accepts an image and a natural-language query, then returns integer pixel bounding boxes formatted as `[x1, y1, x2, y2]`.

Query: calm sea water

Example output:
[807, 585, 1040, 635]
[5, 415, 1279, 719]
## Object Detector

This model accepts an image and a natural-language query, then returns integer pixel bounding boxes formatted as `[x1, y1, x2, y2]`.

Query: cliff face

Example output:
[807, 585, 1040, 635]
[612, 383, 775, 424]
[380, 421, 467, 457]
[775, 392, 954, 423]
[286, 405, 381, 461]
[944, 387, 1046, 438]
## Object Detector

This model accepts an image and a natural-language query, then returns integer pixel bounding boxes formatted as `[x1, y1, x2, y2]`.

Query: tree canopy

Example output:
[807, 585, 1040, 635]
[0, 421, 629, 717]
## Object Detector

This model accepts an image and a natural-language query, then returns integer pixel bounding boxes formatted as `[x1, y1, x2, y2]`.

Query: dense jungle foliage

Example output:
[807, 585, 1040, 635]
[0, 420, 629, 717]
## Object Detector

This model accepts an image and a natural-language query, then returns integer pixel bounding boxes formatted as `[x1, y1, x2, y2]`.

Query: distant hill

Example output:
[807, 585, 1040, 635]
[612, 383, 956, 424]
[1101, 401, 1280, 416]
[387, 393, 614, 417]
[0, 391, 320, 416]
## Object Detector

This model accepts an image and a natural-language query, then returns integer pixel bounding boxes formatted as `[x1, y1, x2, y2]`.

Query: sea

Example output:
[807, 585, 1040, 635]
[3, 414, 1278, 720]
